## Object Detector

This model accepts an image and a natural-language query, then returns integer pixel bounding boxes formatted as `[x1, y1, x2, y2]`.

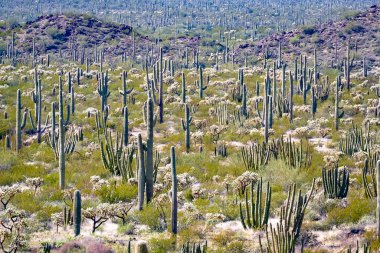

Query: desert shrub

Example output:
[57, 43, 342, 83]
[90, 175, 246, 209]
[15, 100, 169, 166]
[45, 25, 67, 41]
[85, 242, 114, 253]
[327, 193, 375, 226]
[59, 242, 86, 253]
[95, 183, 137, 203]
[134, 203, 168, 231]
[149, 236, 176, 252]
[302, 26, 316, 35]
[345, 22, 365, 34]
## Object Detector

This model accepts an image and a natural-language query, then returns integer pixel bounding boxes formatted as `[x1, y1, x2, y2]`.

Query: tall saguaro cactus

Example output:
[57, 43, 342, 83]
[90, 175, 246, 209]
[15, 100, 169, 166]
[377, 160, 380, 239]
[181, 104, 192, 153]
[120, 71, 133, 107]
[58, 77, 66, 189]
[145, 97, 155, 203]
[152, 48, 164, 123]
[73, 190, 81, 236]
[171, 146, 178, 234]
[181, 72, 186, 103]
[137, 133, 145, 210]
[16, 89, 27, 152]
[199, 67, 207, 99]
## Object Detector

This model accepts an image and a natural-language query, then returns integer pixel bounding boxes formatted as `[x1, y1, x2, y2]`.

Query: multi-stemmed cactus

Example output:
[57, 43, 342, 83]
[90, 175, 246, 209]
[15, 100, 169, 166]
[240, 178, 271, 230]
[363, 158, 377, 199]
[181, 104, 192, 153]
[322, 166, 349, 199]
[263, 179, 315, 252]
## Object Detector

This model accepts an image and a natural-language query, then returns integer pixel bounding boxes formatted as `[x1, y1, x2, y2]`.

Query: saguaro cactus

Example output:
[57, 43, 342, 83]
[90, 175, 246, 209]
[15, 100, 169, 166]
[199, 67, 207, 99]
[182, 72, 186, 103]
[145, 96, 155, 203]
[137, 133, 145, 211]
[377, 160, 380, 238]
[152, 48, 164, 123]
[73, 190, 81, 236]
[98, 71, 110, 111]
[123, 106, 129, 147]
[181, 104, 192, 153]
[171, 146, 178, 234]
[16, 89, 27, 152]
[120, 71, 133, 107]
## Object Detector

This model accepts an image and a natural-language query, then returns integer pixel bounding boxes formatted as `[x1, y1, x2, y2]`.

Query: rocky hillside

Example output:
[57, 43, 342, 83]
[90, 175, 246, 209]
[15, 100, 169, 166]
[237, 5, 380, 68]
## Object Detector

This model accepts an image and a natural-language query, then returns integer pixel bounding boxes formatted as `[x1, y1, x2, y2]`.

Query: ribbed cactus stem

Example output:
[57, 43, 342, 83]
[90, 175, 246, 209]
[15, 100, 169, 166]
[181, 104, 192, 153]
[73, 190, 81, 236]
[146, 97, 154, 203]
[199, 67, 207, 99]
[377, 160, 380, 238]
[59, 77, 66, 189]
[171, 146, 177, 234]
[242, 84, 247, 116]
[36, 79, 42, 143]
[71, 86, 75, 114]
[181, 72, 186, 103]
[123, 106, 129, 147]
[289, 72, 294, 123]
[137, 133, 145, 210]
[16, 90, 21, 150]
[51, 102, 56, 148]
[335, 76, 340, 131]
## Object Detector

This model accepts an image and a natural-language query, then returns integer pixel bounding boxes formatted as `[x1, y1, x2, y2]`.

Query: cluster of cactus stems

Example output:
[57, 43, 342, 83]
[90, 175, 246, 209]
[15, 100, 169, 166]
[322, 166, 349, 199]
[261, 179, 315, 253]
[347, 241, 371, 253]
[181, 241, 207, 253]
[240, 178, 271, 230]
[363, 159, 377, 199]
[339, 123, 372, 156]
[181, 104, 192, 153]
[214, 142, 227, 157]
[241, 136, 311, 171]
[138, 95, 157, 210]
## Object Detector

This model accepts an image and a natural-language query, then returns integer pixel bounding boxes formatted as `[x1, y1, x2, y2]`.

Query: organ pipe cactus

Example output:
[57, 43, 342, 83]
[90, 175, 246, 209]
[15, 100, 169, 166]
[363, 158, 377, 199]
[239, 178, 271, 229]
[289, 72, 294, 123]
[73, 190, 81, 236]
[181, 104, 192, 153]
[322, 166, 349, 199]
[171, 146, 178, 234]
